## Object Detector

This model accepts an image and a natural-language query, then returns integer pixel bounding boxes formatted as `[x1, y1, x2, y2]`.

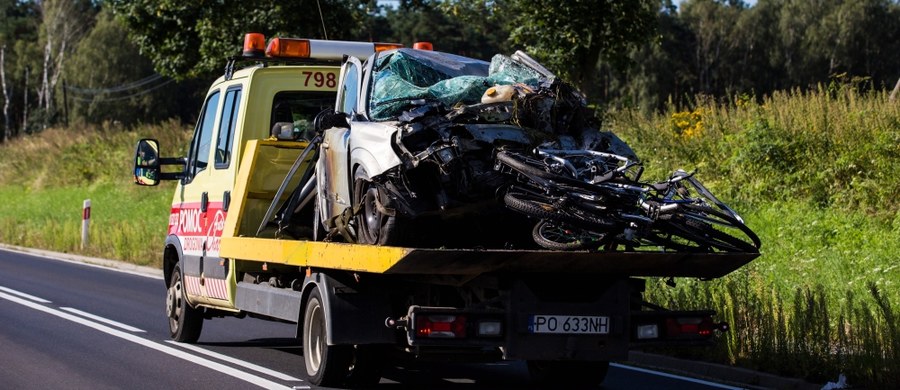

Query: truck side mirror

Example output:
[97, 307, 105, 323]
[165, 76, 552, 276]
[134, 139, 161, 186]
[313, 109, 350, 134]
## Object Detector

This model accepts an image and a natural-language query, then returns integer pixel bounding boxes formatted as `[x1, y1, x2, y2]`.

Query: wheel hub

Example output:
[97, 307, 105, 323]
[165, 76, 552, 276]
[166, 285, 176, 318]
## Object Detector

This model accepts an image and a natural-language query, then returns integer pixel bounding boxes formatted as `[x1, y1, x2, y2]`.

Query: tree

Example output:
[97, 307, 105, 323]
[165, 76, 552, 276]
[65, 9, 187, 126]
[438, 0, 656, 103]
[388, 0, 508, 60]
[109, 0, 371, 80]
[505, 0, 657, 98]
[1, 0, 40, 139]
[603, 0, 698, 111]
[34, 0, 96, 128]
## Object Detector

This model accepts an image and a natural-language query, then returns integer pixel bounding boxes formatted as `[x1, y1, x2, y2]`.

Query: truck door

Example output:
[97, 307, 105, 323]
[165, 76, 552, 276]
[201, 85, 242, 303]
[174, 86, 242, 305]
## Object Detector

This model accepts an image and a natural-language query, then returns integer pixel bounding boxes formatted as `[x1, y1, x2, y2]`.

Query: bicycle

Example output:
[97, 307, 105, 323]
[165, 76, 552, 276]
[495, 148, 761, 253]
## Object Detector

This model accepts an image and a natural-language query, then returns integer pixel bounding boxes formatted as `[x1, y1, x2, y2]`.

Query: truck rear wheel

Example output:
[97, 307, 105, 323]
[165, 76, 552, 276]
[166, 263, 203, 343]
[527, 360, 609, 387]
[302, 288, 351, 386]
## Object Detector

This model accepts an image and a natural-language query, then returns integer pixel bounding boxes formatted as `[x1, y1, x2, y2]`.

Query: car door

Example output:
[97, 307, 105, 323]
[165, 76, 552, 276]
[317, 57, 362, 226]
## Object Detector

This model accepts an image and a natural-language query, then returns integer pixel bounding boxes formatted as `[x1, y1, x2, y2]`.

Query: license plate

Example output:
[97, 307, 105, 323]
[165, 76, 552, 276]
[529, 315, 610, 334]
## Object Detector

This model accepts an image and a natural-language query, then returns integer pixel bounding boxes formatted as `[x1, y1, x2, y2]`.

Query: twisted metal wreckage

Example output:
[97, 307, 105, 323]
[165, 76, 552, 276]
[278, 48, 759, 254]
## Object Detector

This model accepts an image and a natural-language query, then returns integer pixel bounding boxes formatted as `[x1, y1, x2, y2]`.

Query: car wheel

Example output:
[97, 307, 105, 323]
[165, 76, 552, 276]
[166, 263, 203, 343]
[353, 167, 404, 246]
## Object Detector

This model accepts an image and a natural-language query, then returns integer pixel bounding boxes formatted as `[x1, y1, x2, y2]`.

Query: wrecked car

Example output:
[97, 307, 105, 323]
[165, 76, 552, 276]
[311, 47, 634, 247]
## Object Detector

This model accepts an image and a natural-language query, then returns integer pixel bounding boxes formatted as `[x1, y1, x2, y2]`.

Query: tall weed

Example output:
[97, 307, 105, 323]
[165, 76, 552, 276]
[617, 87, 900, 387]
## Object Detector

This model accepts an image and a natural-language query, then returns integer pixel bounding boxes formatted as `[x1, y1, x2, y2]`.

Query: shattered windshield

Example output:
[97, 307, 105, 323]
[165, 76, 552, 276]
[369, 49, 543, 120]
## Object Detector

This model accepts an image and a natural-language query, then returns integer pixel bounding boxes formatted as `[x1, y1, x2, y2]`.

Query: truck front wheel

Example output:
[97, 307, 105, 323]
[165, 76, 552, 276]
[302, 288, 351, 386]
[166, 263, 203, 343]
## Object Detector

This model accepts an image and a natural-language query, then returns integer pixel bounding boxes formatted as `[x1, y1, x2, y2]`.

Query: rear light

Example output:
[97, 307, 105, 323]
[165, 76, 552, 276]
[243, 33, 266, 58]
[416, 314, 466, 338]
[632, 310, 727, 342]
[666, 316, 719, 338]
[266, 38, 311, 58]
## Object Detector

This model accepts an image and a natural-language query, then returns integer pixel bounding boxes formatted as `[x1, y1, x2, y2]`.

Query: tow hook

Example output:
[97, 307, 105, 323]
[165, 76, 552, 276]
[385, 316, 408, 330]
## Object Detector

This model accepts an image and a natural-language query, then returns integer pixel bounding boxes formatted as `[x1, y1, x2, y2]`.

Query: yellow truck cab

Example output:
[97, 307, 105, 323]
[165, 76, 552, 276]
[133, 34, 757, 389]
[132, 34, 400, 333]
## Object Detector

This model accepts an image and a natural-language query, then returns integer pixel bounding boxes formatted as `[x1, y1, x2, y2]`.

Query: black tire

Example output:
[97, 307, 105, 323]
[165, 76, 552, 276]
[354, 167, 405, 246]
[662, 204, 760, 253]
[503, 189, 559, 220]
[503, 189, 615, 230]
[166, 263, 203, 343]
[532, 220, 601, 250]
[303, 288, 351, 386]
[527, 360, 609, 388]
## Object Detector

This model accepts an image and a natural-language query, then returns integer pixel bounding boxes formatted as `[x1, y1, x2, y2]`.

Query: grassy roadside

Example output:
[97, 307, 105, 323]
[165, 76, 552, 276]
[0, 85, 898, 387]
[0, 184, 172, 266]
[608, 85, 900, 387]
[0, 120, 188, 266]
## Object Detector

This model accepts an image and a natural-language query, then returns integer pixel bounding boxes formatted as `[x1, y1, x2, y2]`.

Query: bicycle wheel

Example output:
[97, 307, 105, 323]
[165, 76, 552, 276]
[503, 188, 615, 230]
[531, 220, 604, 250]
[660, 204, 760, 253]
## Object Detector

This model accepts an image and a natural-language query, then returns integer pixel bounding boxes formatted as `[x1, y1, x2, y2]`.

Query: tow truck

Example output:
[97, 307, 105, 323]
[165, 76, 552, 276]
[133, 34, 759, 387]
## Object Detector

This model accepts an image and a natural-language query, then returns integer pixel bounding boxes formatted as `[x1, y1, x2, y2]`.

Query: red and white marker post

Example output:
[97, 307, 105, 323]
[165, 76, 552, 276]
[81, 199, 91, 249]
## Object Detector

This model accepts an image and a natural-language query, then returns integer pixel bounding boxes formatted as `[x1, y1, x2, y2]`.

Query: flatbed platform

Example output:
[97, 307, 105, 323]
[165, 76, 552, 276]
[220, 140, 758, 280]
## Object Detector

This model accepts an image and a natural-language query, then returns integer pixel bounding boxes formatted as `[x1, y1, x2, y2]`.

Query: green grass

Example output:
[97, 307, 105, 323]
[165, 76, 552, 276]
[0, 119, 189, 266]
[0, 184, 173, 266]
[609, 85, 900, 387]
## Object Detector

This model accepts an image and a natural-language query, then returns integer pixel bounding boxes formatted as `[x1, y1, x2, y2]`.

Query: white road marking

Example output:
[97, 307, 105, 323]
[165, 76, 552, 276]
[60, 307, 146, 333]
[0, 287, 297, 390]
[611, 362, 747, 389]
[0, 285, 52, 303]
[165, 341, 303, 381]
[0, 246, 162, 280]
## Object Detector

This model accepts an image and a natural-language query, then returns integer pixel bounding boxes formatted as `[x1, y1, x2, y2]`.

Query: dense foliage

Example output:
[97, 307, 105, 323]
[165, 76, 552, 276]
[3, 0, 900, 139]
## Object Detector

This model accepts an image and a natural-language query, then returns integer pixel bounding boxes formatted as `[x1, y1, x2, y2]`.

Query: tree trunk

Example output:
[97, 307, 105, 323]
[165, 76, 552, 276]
[890, 77, 900, 102]
[1, 45, 8, 143]
[40, 36, 52, 127]
[22, 67, 28, 134]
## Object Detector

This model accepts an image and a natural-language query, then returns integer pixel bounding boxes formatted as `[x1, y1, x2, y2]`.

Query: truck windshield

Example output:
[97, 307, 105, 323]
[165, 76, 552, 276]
[271, 91, 334, 139]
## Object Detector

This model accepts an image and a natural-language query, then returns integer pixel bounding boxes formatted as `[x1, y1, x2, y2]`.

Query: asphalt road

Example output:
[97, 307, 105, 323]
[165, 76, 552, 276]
[0, 247, 747, 389]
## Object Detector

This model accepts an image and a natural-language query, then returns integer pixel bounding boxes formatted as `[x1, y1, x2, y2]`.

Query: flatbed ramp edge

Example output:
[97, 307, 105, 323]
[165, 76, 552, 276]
[220, 139, 758, 280]
[220, 236, 757, 279]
